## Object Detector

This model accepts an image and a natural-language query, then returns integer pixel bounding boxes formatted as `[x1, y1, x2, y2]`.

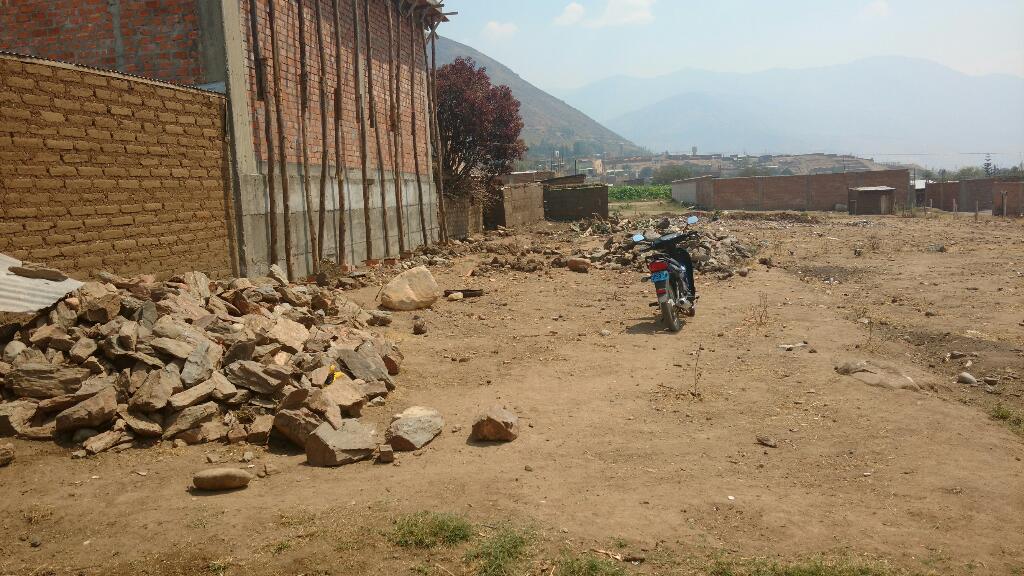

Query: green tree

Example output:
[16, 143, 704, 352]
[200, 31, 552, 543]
[955, 166, 984, 180]
[651, 164, 693, 184]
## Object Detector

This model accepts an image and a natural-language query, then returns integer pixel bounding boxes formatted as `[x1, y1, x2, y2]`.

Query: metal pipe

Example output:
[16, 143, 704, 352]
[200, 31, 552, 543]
[246, 0, 280, 268]
[267, 0, 295, 277]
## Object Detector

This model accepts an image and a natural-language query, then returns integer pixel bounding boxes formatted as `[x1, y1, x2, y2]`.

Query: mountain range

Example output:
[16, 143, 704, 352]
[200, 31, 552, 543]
[563, 56, 1024, 168]
[435, 37, 642, 160]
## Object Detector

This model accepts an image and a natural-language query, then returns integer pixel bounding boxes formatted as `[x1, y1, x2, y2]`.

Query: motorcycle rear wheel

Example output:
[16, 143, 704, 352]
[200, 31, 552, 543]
[661, 282, 683, 332]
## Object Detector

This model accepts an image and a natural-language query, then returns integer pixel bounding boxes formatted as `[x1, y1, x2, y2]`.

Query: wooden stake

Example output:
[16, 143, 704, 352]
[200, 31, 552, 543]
[409, 8, 428, 246]
[267, 0, 295, 278]
[246, 0, 280, 268]
[314, 0, 331, 265]
[331, 0, 348, 266]
[427, 23, 449, 243]
[365, 0, 392, 257]
[387, 1, 407, 255]
[297, 0, 319, 274]
[350, 0, 373, 261]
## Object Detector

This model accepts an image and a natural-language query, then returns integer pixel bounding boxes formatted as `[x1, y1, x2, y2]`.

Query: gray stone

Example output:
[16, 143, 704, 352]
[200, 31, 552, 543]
[117, 407, 163, 437]
[386, 406, 443, 451]
[0, 443, 13, 466]
[8, 363, 91, 399]
[2, 341, 26, 363]
[55, 387, 117, 432]
[168, 376, 219, 410]
[470, 406, 520, 442]
[380, 266, 441, 311]
[305, 421, 376, 467]
[180, 340, 220, 387]
[377, 444, 394, 463]
[130, 370, 181, 412]
[957, 372, 978, 385]
[272, 408, 322, 449]
[162, 401, 219, 439]
[335, 343, 394, 390]
[279, 388, 344, 429]
[246, 414, 274, 444]
[223, 340, 257, 365]
[208, 372, 238, 402]
[192, 468, 253, 491]
[83, 429, 132, 455]
[269, 264, 289, 286]
[71, 428, 99, 444]
[835, 360, 920, 392]
[323, 381, 367, 417]
[68, 337, 98, 364]
[264, 316, 310, 353]
[116, 320, 139, 351]
[150, 337, 195, 360]
[224, 361, 288, 395]
[0, 400, 37, 437]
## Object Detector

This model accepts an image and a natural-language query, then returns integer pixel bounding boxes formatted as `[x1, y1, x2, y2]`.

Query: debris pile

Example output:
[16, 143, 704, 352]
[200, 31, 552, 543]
[0, 264, 405, 459]
[575, 216, 756, 274]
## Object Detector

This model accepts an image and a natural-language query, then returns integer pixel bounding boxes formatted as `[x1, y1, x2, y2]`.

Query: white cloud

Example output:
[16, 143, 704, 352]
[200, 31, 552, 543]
[586, 0, 656, 28]
[481, 20, 518, 41]
[555, 2, 586, 26]
[862, 0, 890, 18]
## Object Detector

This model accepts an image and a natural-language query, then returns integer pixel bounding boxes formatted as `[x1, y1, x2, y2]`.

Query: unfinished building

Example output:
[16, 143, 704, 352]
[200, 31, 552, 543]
[1, 0, 449, 278]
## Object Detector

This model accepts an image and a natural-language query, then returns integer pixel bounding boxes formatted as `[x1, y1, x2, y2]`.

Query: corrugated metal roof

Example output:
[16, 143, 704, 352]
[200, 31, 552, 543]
[0, 254, 82, 314]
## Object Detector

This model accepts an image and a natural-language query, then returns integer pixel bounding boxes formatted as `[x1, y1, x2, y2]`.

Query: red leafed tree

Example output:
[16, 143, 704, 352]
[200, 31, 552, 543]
[435, 57, 526, 200]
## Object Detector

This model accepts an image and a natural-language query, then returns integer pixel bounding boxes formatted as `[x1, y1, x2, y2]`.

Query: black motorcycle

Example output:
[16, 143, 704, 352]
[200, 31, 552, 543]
[632, 216, 699, 332]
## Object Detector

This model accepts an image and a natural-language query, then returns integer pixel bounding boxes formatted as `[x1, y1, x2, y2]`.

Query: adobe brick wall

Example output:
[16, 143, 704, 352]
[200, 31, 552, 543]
[0, 53, 234, 280]
[696, 170, 909, 212]
[993, 182, 1024, 216]
[485, 183, 544, 229]
[543, 184, 609, 220]
[0, 0, 209, 86]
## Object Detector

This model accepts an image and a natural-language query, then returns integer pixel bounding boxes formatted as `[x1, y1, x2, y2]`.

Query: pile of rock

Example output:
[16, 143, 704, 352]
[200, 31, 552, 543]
[579, 216, 755, 274]
[0, 265, 404, 459]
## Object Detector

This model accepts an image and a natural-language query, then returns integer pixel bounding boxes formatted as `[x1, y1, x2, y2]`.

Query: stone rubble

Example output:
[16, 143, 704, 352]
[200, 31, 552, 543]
[0, 267, 406, 461]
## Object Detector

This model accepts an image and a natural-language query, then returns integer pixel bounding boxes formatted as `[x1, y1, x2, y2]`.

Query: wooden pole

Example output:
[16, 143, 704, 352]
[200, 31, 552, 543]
[267, 0, 295, 278]
[387, 1, 407, 255]
[408, 8, 428, 246]
[365, 0, 392, 258]
[314, 0, 331, 265]
[297, 0, 319, 275]
[331, 0, 348, 266]
[350, 0, 373, 261]
[427, 23, 449, 243]
[246, 0, 280, 268]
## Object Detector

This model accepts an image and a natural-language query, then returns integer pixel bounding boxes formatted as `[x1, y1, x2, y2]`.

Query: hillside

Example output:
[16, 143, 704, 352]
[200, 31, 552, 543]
[565, 56, 1024, 168]
[435, 36, 641, 160]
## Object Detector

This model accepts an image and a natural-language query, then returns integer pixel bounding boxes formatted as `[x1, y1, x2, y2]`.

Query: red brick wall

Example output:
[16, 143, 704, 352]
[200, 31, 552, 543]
[0, 0, 205, 85]
[993, 182, 1024, 216]
[924, 179, 995, 212]
[243, 0, 431, 176]
[702, 170, 909, 212]
[0, 54, 233, 279]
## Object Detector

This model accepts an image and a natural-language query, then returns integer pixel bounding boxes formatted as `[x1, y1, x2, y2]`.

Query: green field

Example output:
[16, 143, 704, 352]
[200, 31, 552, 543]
[608, 185, 671, 202]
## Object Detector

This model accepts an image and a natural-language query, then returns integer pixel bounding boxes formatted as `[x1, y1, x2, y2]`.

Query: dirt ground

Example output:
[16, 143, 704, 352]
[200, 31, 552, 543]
[2, 209, 1023, 576]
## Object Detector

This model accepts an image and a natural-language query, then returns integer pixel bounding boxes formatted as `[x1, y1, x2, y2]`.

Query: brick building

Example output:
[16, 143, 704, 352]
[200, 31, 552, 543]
[1, 0, 448, 278]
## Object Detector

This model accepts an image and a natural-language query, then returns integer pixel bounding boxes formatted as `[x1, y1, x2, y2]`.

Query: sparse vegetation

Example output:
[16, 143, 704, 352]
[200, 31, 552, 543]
[708, 559, 902, 576]
[991, 403, 1024, 435]
[390, 512, 474, 549]
[609, 185, 671, 202]
[555, 553, 627, 576]
[465, 525, 532, 576]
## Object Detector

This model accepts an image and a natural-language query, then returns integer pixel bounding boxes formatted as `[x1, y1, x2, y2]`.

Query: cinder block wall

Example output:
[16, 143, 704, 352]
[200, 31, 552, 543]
[0, 53, 234, 279]
[486, 183, 544, 228]
[698, 169, 909, 212]
[543, 184, 610, 220]
[444, 196, 482, 239]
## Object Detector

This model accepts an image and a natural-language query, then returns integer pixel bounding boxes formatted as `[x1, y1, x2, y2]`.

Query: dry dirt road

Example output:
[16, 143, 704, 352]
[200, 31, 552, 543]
[1, 211, 1022, 576]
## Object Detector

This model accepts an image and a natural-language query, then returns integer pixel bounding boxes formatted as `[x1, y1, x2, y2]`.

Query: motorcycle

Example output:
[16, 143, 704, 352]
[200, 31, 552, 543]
[632, 215, 700, 332]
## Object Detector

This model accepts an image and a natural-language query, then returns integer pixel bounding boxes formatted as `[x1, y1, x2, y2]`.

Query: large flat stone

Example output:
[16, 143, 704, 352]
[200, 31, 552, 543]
[305, 421, 376, 467]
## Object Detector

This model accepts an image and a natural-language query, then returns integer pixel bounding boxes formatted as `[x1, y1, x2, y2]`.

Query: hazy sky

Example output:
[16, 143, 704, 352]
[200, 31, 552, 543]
[440, 0, 1024, 93]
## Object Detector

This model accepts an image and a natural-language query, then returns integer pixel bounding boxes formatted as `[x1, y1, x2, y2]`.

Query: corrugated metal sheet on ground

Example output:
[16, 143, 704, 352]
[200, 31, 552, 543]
[0, 253, 83, 313]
